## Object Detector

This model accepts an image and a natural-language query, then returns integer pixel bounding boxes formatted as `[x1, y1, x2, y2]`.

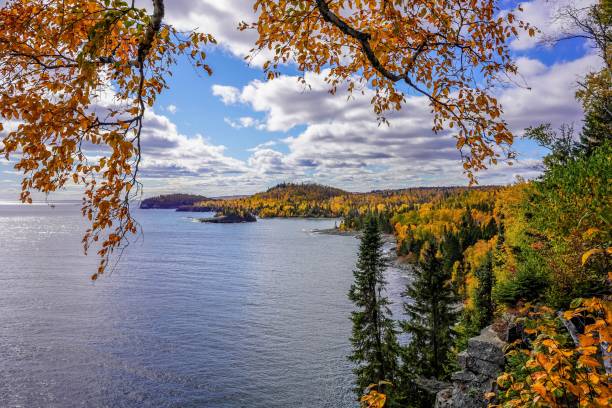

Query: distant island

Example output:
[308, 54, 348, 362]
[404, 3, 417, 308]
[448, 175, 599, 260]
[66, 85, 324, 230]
[140, 194, 209, 209]
[195, 211, 257, 223]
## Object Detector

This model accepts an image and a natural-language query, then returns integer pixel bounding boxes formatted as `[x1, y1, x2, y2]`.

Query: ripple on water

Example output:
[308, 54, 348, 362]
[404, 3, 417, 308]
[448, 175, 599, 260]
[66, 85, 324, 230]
[0, 206, 409, 408]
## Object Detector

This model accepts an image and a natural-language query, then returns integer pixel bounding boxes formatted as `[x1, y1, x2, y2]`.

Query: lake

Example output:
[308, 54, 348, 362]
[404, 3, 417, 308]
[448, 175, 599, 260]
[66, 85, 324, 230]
[0, 204, 409, 408]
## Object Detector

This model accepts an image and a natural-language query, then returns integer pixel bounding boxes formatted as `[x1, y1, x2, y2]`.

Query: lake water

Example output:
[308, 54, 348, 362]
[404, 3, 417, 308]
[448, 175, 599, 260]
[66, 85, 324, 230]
[0, 204, 409, 408]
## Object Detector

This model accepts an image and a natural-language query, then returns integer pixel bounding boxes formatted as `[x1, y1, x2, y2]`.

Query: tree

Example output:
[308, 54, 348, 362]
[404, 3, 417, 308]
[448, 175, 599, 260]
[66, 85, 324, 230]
[348, 217, 400, 401]
[551, 0, 611, 155]
[577, 68, 611, 155]
[402, 240, 458, 380]
[440, 232, 461, 274]
[473, 252, 494, 329]
[459, 207, 480, 249]
[1, 0, 534, 277]
[523, 123, 579, 169]
[249, 0, 535, 180]
[0, 0, 214, 279]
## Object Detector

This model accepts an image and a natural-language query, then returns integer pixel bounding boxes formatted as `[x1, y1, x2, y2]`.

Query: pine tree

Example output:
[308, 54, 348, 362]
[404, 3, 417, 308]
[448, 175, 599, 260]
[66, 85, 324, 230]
[579, 89, 611, 155]
[440, 232, 461, 274]
[473, 252, 494, 329]
[348, 217, 400, 399]
[459, 207, 480, 249]
[401, 240, 458, 380]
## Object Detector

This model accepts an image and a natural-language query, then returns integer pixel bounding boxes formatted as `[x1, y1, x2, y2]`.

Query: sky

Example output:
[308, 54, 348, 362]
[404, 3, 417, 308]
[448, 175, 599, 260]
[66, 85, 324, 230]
[0, 0, 602, 200]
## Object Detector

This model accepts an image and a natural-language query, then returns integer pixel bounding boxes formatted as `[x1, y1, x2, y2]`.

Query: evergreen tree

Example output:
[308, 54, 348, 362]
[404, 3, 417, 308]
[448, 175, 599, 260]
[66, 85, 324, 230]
[440, 232, 461, 274]
[579, 82, 611, 155]
[401, 240, 458, 380]
[482, 218, 498, 240]
[459, 207, 480, 249]
[348, 217, 400, 400]
[473, 252, 494, 329]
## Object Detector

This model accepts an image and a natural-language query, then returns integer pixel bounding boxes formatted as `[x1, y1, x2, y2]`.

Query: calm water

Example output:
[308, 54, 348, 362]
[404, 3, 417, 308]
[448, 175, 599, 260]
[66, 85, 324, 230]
[0, 204, 408, 408]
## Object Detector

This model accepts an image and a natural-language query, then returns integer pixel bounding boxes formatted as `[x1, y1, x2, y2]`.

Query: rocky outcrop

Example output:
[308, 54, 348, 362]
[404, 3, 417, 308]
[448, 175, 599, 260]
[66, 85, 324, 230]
[435, 326, 506, 408]
[196, 212, 257, 223]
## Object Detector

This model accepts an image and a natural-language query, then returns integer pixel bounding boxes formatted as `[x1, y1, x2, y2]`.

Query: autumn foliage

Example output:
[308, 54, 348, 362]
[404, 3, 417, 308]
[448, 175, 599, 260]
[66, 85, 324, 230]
[0, 0, 214, 279]
[0, 0, 539, 278]
[492, 299, 611, 407]
[248, 0, 535, 179]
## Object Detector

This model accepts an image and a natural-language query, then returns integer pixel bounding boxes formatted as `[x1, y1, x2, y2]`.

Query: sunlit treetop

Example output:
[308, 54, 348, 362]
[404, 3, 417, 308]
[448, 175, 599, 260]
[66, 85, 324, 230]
[0, 0, 215, 279]
[246, 0, 535, 179]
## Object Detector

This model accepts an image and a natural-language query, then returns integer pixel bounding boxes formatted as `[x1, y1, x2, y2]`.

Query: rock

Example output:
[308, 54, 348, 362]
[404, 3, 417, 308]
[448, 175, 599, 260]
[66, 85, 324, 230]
[435, 387, 453, 408]
[196, 212, 257, 223]
[435, 326, 506, 408]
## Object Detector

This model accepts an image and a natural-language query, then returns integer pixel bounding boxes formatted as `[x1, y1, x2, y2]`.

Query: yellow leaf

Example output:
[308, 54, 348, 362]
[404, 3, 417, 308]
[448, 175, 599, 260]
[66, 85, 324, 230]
[582, 248, 603, 265]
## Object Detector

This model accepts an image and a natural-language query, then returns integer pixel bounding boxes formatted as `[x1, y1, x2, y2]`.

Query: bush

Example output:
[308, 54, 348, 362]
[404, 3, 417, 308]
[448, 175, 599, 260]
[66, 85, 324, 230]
[493, 250, 550, 305]
[523, 142, 611, 307]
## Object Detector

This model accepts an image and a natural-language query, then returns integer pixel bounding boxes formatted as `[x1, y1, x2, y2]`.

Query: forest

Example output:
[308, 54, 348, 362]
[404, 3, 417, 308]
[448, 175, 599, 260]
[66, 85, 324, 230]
[190, 137, 610, 407]
[185, 22, 612, 401]
[140, 193, 209, 209]
[0, 0, 609, 407]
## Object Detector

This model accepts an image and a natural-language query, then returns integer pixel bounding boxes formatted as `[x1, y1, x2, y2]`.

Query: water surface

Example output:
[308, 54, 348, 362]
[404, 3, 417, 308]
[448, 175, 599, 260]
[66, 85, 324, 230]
[0, 204, 408, 407]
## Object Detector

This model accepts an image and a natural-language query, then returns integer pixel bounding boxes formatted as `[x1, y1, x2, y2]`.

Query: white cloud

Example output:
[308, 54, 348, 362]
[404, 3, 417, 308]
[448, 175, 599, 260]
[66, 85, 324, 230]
[510, 0, 598, 50]
[137, 110, 247, 179]
[500, 54, 601, 133]
[224, 116, 265, 130]
[206, 52, 598, 189]
[139, 0, 270, 64]
[212, 84, 241, 105]
[166, 104, 178, 114]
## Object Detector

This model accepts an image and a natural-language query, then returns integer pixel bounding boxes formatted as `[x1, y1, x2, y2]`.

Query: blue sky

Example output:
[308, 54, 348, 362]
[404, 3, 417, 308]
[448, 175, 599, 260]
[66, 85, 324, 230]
[0, 0, 602, 200]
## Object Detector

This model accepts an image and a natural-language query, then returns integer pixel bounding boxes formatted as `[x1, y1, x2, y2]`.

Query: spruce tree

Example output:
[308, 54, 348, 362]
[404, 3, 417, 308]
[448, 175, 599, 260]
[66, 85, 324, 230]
[459, 207, 480, 249]
[440, 232, 461, 274]
[348, 217, 399, 399]
[401, 240, 458, 380]
[473, 252, 494, 329]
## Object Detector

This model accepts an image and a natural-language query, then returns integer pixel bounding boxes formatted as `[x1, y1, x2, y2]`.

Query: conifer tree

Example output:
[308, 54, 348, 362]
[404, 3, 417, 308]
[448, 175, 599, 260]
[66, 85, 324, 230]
[440, 232, 461, 274]
[474, 252, 494, 329]
[459, 207, 481, 250]
[348, 217, 399, 399]
[401, 240, 458, 380]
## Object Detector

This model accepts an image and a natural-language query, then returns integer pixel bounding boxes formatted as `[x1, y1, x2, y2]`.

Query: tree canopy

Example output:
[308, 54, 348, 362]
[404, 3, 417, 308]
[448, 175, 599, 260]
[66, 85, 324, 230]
[248, 0, 534, 177]
[0, 0, 214, 278]
[1, 0, 533, 277]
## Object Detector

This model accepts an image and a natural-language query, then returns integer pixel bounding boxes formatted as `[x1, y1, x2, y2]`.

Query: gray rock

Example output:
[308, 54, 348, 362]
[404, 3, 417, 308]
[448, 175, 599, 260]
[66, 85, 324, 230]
[434, 388, 453, 408]
[435, 326, 506, 408]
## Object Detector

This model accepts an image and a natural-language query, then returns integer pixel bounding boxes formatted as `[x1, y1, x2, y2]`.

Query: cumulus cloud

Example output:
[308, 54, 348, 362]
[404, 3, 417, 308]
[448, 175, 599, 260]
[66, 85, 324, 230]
[137, 110, 247, 179]
[224, 116, 265, 130]
[205, 51, 597, 189]
[134, 0, 273, 64]
[212, 84, 241, 105]
[166, 104, 178, 114]
[501, 54, 601, 133]
[510, 0, 598, 50]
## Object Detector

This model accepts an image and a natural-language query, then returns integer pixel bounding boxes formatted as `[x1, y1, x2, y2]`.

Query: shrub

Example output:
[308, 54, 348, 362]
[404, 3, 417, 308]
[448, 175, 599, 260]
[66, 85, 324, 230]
[493, 250, 550, 305]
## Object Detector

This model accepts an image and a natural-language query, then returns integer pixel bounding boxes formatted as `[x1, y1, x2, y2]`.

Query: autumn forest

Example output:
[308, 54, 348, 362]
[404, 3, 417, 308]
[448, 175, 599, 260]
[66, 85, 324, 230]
[0, 0, 610, 407]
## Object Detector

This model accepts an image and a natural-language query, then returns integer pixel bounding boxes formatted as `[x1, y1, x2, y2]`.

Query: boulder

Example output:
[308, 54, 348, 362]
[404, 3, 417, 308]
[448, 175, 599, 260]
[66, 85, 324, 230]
[435, 326, 506, 408]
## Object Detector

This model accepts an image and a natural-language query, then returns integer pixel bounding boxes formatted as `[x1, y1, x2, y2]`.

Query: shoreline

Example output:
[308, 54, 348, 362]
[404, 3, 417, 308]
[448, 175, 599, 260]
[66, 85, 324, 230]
[313, 228, 411, 271]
